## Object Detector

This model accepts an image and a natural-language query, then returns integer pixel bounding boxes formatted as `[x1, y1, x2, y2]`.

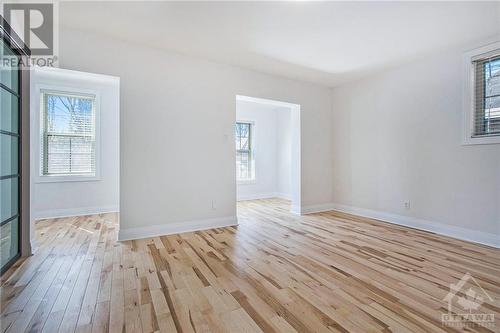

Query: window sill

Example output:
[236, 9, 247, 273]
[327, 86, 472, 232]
[237, 179, 257, 185]
[35, 174, 100, 183]
[462, 135, 500, 145]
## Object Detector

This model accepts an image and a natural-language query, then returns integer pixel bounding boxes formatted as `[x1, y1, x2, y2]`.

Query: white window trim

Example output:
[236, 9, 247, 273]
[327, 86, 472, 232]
[236, 120, 257, 185]
[34, 83, 101, 183]
[462, 41, 500, 145]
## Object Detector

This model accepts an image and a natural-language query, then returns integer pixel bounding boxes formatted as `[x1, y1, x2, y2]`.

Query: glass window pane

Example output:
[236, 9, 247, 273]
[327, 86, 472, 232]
[69, 136, 94, 173]
[0, 218, 19, 268]
[235, 122, 253, 180]
[235, 123, 242, 149]
[46, 135, 71, 174]
[236, 151, 251, 180]
[1, 177, 18, 222]
[485, 58, 500, 98]
[485, 96, 500, 133]
[235, 123, 250, 149]
[0, 88, 19, 133]
[485, 96, 500, 114]
[44, 93, 94, 135]
[42, 92, 96, 175]
[45, 135, 95, 175]
[0, 40, 19, 93]
[0, 134, 18, 177]
[240, 136, 249, 150]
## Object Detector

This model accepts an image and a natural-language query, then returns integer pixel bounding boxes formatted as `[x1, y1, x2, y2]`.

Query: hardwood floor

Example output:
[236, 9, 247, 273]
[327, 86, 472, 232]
[1, 198, 499, 333]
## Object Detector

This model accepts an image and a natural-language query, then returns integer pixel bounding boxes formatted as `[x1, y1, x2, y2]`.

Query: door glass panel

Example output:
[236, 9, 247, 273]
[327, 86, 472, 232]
[0, 88, 19, 133]
[0, 218, 19, 268]
[0, 134, 18, 177]
[0, 37, 21, 273]
[0, 40, 19, 93]
[0, 177, 18, 222]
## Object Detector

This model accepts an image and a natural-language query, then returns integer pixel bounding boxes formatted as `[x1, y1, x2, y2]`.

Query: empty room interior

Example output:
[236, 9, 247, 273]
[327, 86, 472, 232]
[1, 1, 499, 332]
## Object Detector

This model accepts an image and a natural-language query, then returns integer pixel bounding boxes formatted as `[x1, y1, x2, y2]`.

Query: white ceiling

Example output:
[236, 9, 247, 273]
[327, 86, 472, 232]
[60, 1, 500, 87]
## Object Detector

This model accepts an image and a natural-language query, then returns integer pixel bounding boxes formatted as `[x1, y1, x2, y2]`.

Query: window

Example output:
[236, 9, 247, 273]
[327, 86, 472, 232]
[40, 91, 97, 176]
[235, 122, 254, 181]
[464, 42, 500, 145]
[473, 56, 500, 137]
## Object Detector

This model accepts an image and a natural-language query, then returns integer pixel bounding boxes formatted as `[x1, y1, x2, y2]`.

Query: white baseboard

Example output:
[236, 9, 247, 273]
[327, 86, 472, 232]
[302, 202, 499, 248]
[301, 203, 338, 214]
[33, 205, 119, 220]
[118, 216, 238, 241]
[237, 192, 291, 201]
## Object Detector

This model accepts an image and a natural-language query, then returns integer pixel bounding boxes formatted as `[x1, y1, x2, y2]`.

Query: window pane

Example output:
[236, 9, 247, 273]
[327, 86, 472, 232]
[485, 96, 500, 116]
[484, 96, 500, 134]
[235, 122, 250, 150]
[236, 151, 250, 180]
[69, 136, 94, 173]
[46, 135, 71, 174]
[1, 178, 18, 222]
[481, 60, 500, 134]
[235, 123, 241, 149]
[45, 135, 95, 174]
[45, 94, 94, 135]
[42, 92, 96, 176]
[0, 134, 18, 177]
[235, 122, 253, 180]
[474, 57, 500, 137]
[485, 58, 500, 98]
[0, 40, 19, 93]
[0, 88, 19, 133]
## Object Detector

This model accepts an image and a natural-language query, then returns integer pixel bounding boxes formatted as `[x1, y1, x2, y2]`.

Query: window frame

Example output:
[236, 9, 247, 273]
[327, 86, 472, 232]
[34, 84, 101, 183]
[235, 120, 256, 184]
[463, 41, 500, 145]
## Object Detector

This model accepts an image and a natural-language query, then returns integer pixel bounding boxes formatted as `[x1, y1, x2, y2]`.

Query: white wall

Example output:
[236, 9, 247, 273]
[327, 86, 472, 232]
[58, 28, 333, 239]
[236, 100, 292, 201]
[331, 41, 500, 246]
[30, 68, 120, 219]
[54, 26, 498, 246]
[276, 108, 292, 198]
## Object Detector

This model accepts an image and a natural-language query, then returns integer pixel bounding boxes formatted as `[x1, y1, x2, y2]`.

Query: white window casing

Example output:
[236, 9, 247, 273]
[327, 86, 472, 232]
[463, 41, 500, 145]
[34, 84, 101, 183]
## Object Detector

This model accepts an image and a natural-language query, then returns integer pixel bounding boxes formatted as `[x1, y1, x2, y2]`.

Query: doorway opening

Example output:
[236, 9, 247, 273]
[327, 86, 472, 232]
[235, 95, 301, 214]
[29, 67, 120, 251]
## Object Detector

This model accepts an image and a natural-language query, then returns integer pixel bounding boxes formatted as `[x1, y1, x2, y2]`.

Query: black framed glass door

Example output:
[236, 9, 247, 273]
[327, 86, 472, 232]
[0, 36, 21, 273]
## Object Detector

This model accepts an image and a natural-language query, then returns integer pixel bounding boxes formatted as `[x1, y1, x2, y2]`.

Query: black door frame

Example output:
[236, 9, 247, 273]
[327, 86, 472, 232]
[1, 15, 31, 275]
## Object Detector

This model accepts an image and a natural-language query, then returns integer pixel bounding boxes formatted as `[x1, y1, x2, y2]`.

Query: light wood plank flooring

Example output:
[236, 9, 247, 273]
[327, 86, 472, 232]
[1, 198, 499, 332]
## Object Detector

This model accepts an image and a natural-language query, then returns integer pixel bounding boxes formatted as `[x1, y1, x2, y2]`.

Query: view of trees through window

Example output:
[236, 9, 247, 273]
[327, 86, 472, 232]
[483, 57, 500, 134]
[475, 56, 500, 136]
[235, 122, 253, 180]
[42, 92, 96, 175]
